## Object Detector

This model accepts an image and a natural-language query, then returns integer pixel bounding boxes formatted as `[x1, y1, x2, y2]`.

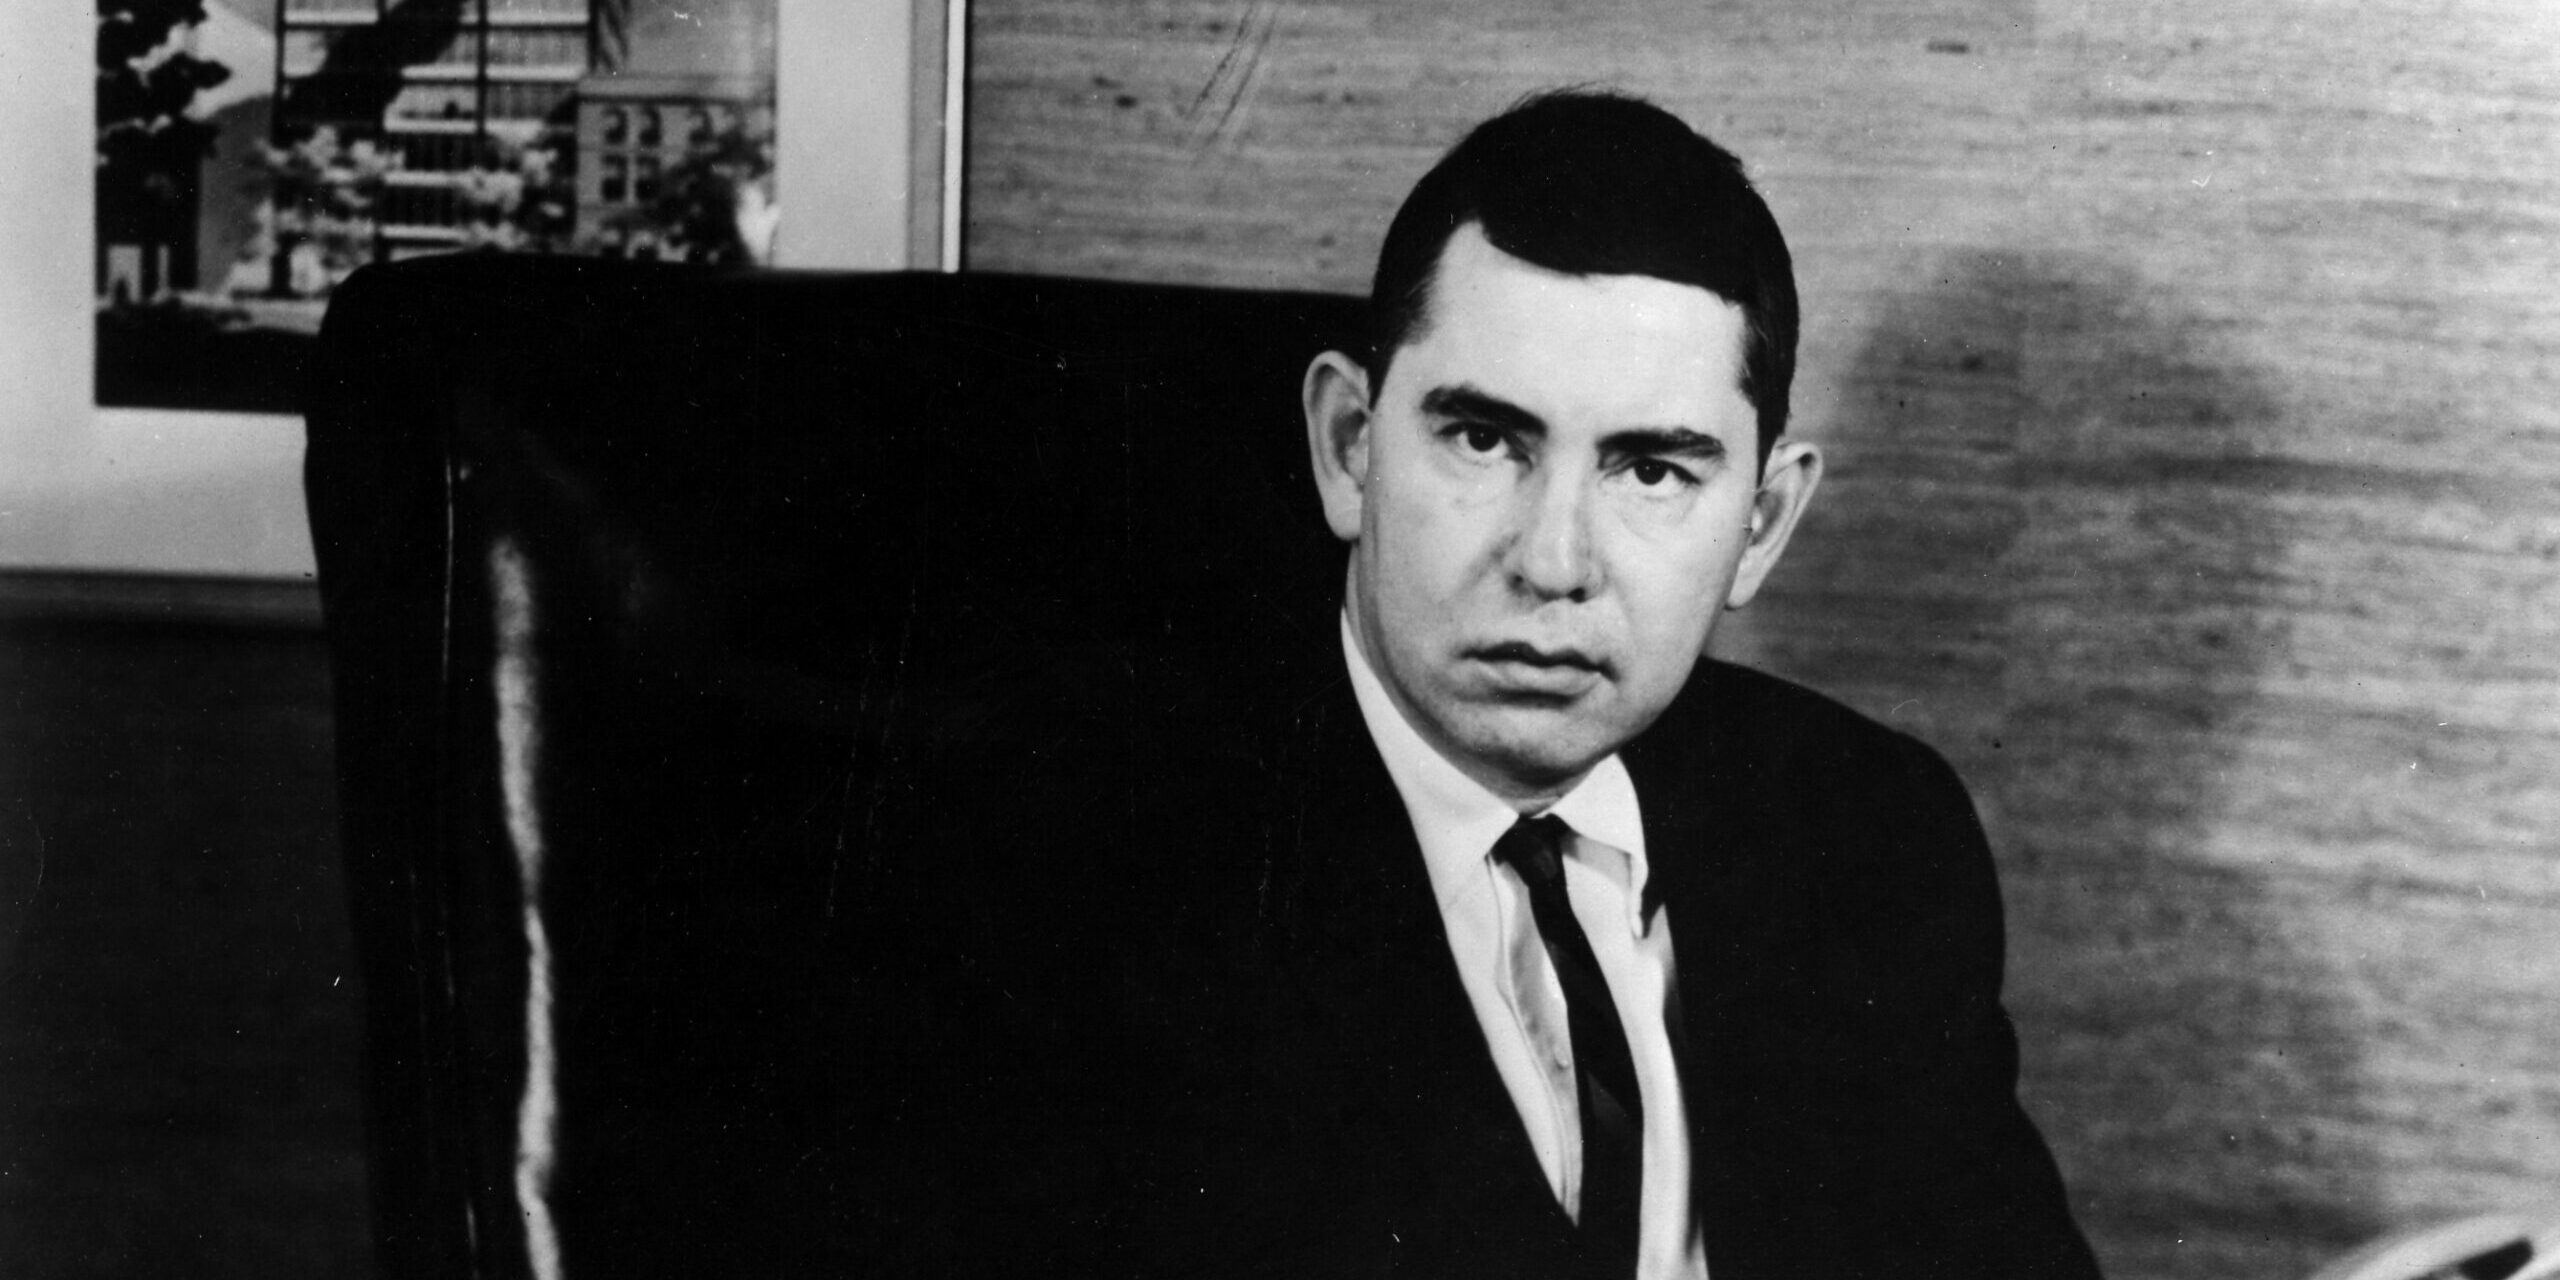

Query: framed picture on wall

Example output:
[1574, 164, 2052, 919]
[93, 0, 779, 414]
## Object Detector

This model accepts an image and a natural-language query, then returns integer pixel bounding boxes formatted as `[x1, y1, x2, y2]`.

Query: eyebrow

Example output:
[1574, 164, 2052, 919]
[1605, 427, 1726, 461]
[1417, 384, 1726, 459]
[1418, 385, 1547, 438]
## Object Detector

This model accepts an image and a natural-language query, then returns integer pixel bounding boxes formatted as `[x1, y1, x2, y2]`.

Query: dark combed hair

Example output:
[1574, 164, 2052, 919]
[1366, 90, 1799, 458]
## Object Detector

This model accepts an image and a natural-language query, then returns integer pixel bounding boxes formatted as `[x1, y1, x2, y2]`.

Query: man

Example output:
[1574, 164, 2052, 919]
[1172, 90, 2101, 1278]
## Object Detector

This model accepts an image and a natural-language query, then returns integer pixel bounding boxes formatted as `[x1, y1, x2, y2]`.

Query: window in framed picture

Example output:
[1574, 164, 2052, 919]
[93, 0, 779, 413]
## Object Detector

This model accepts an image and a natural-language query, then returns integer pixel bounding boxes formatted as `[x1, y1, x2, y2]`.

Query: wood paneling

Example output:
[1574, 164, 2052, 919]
[969, 2, 2560, 1276]
[0, 617, 366, 1278]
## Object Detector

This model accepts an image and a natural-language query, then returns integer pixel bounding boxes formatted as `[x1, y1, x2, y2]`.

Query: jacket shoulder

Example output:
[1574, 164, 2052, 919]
[1700, 656, 1982, 857]
[1665, 658, 1966, 799]
[1635, 658, 1997, 938]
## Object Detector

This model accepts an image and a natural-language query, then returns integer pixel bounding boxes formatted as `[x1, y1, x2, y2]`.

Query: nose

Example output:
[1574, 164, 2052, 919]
[1508, 466, 1600, 602]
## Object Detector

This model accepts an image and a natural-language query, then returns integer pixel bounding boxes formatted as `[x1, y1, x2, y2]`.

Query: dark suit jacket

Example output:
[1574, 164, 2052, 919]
[1095, 634, 2105, 1280]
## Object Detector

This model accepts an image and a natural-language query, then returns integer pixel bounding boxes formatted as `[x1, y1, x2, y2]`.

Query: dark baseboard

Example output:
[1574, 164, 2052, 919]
[0, 570, 323, 630]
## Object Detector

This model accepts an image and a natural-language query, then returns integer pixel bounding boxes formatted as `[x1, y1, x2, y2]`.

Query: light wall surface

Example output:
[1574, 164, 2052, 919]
[965, 3, 2560, 1277]
[0, 9, 309, 578]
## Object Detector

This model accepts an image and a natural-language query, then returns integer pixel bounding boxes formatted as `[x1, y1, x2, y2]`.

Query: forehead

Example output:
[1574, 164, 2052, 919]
[1394, 226, 1752, 433]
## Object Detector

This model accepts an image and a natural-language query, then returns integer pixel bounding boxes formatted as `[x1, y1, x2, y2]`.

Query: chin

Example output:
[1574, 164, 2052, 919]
[1453, 710, 1617, 792]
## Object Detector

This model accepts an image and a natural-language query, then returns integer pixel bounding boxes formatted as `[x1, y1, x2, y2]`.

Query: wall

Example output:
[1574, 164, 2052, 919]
[966, 3, 2560, 1277]
[0, 3, 945, 578]
[0, 8, 308, 578]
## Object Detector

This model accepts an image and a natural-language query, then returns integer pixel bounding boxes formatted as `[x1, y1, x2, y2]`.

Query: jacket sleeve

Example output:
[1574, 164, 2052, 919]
[1800, 729, 2104, 1280]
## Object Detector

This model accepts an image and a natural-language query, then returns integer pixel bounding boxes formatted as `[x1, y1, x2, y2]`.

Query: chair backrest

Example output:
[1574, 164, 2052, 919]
[2309, 1204, 2560, 1280]
[304, 254, 1362, 1279]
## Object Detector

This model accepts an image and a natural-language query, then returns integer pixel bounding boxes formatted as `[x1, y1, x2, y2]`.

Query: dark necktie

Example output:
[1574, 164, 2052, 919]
[1491, 814, 1643, 1268]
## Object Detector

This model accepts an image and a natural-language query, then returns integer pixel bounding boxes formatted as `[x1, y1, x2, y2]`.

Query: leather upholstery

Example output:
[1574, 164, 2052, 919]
[305, 254, 1362, 1279]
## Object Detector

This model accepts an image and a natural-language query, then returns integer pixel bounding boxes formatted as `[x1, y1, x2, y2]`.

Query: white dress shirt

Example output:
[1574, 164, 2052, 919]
[1343, 618, 1708, 1280]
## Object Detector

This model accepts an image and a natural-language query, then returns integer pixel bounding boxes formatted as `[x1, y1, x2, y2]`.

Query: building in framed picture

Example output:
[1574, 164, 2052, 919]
[274, 0, 593, 261]
[94, 0, 779, 412]
[576, 0, 776, 261]
[268, 0, 773, 265]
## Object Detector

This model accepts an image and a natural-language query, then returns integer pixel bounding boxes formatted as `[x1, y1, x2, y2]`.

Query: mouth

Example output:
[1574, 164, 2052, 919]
[1467, 641, 1612, 695]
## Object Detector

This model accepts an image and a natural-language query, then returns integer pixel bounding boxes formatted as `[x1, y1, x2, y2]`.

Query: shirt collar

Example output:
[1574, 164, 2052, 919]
[1341, 613, 1652, 915]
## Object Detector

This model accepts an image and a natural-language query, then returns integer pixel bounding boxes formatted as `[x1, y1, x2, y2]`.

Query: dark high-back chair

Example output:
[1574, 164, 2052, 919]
[304, 255, 1361, 1278]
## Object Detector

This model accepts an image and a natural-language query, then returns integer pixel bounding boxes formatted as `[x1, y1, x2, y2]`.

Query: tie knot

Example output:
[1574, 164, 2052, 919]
[1490, 814, 1572, 889]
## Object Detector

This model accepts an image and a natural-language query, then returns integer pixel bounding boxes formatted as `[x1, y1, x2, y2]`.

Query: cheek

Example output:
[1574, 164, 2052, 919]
[1373, 478, 1498, 594]
[1611, 528, 1743, 647]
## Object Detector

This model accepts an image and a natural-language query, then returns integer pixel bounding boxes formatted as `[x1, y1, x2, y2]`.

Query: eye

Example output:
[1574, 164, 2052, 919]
[1628, 458, 1696, 489]
[1441, 421, 1519, 466]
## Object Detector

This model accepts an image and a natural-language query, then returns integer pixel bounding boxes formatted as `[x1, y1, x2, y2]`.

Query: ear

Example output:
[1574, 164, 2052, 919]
[1724, 437, 1823, 611]
[1303, 350, 1375, 543]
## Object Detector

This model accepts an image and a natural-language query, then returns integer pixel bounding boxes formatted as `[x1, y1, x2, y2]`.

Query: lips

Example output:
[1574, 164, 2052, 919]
[1468, 640, 1611, 695]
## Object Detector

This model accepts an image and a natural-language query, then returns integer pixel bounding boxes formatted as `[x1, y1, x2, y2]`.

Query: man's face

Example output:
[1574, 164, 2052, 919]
[1309, 225, 1815, 804]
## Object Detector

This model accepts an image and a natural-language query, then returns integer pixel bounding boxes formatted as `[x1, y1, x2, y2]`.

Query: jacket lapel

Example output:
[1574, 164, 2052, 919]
[1243, 659, 1583, 1268]
[1622, 659, 1773, 1258]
